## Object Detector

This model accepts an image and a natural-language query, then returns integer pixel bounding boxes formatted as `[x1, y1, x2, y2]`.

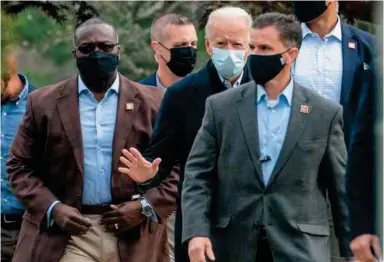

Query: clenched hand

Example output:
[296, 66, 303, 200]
[52, 203, 92, 234]
[188, 237, 215, 262]
[99, 201, 145, 234]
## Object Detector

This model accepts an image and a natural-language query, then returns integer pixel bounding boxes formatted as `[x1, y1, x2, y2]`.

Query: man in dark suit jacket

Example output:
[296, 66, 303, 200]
[182, 12, 352, 262]
[139, 13, 198, 262]
[291, 2, 376, 261]
[139, 13, 197, 91]
[6, 18, 178, 262]
[118, 6, 253, 262]
[348, 60, 381, 261]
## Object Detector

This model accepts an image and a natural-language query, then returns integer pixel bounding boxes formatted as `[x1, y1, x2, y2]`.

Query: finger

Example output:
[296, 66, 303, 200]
[65, 220, 90, 234]
[371, 236, 381, 258]
[99, 216, 123, 225]
[190, 247, 206, 262]
[122, 149, 136, 161]
[152, 158, 162, 169]
[71, 214, 92, 228]
[118, 167, 130, 175]
[120, 156, 133, 168]
[101, 210, 121, 218]
[360, 243, 374, 261]
[129, 147, 146, 163]
[205, 242, 215, 261]
[124, 151, 138, 164]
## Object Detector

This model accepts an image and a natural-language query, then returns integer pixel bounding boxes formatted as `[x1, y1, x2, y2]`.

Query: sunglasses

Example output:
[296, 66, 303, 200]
[73, 42, 119, 55]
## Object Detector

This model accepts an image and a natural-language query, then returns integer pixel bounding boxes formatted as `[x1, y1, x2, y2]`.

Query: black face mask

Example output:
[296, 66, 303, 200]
[291, 1, 328, 23]
[76, 51, 119, 92]
[159, 44, 197, 77]
[248, 50, 289, 85]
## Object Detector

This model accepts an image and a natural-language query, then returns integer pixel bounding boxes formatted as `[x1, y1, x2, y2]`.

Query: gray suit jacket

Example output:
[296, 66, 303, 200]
[182, 81, 352, 262]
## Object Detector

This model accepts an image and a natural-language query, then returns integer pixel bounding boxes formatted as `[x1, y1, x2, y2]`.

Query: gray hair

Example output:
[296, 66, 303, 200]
[252, 12, 302, 49]
[73, 17, 118, 46]
[205, 6, 252, 39]
[150, 13, 194, 42]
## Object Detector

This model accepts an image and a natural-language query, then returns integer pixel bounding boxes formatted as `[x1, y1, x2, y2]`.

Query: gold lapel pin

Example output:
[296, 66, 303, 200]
[300, 105, 309, 114]
[126, 102, 134, 111]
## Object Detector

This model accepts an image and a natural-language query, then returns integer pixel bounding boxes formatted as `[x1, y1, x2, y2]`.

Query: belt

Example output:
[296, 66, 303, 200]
[81, 205, 112, 215]
[1, 214, 23, 230]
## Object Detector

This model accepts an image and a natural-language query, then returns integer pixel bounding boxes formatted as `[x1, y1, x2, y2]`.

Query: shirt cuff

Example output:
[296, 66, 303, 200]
[46, 200, 61, 228]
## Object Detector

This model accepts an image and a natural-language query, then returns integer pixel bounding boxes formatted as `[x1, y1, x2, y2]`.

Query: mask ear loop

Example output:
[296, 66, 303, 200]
[156, 42, 171, 64]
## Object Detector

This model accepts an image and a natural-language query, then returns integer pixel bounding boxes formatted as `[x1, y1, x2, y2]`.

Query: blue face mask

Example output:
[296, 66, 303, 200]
[211, 47, 247, 79]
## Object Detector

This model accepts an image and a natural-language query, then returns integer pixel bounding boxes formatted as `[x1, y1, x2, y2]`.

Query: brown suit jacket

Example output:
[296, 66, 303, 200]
[6, 74, 178, 262]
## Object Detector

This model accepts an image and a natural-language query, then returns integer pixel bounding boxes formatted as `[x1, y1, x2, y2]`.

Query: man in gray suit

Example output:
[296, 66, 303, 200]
[182, 13, 353, 262]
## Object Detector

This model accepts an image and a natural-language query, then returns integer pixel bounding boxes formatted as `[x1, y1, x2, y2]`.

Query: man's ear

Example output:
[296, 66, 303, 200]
[286, 47, 299, 65]
[151, 41, 161, 54]
[205, 38, 213, 57]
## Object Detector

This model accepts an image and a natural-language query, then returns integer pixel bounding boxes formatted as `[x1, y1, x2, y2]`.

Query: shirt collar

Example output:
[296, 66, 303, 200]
[78, 74, 120, 95]
[12, 74, 29, 102]
[301, 16, 342, 41]
[155, 72, 167, 92]
[256, 76, 294, 107]
[218, 71, 244, 88]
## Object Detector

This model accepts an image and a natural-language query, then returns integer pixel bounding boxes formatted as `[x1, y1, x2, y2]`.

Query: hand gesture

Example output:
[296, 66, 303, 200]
[99, 201, 145, 234]
[188, 237, 215, 262]
[118, 147, 161, 183]
[350, 234, 381, 262]
[52, 203, 92, 235]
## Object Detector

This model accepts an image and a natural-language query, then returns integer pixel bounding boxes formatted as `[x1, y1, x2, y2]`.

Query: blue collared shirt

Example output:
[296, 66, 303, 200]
[1, 74, 30, 214]
[78, 75, 119, 204]
[257, 78, 293, 184]
[155, 73, 167, 92]
[293, 17, 343, 103]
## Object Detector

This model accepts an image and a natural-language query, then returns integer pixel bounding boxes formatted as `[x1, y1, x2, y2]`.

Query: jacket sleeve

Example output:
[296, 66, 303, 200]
[181, 98, 218, 244]
[347, 62, 376, 238]
[142, 87, 184, 187]
[6, 95, 58, 229]
[320, 106, 353, 258]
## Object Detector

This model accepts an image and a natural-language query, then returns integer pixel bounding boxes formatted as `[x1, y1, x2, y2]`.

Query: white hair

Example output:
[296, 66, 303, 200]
[205, 6, 252, 39]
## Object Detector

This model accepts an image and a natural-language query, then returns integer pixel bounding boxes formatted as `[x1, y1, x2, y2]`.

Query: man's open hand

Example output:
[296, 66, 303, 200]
[118, 147, 161, 183]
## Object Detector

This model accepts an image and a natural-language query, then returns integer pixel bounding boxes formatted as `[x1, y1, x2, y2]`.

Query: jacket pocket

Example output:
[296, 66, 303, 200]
[297, 223, 330, 236]
[298, 140, 327, 150]
[215, 216, 231, 229]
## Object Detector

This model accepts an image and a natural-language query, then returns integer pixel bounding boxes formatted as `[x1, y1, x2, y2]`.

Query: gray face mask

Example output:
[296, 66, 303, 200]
[211, 47, 247, 79]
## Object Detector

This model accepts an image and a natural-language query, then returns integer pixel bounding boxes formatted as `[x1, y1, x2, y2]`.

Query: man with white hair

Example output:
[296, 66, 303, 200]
[117, 6, 253, 262]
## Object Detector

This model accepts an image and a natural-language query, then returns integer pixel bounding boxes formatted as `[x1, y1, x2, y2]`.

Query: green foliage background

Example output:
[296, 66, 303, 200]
[3, 1, 378, 87]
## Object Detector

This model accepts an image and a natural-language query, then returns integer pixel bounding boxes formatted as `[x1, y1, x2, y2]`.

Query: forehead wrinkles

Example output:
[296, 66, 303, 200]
[76, 24, 116, 44]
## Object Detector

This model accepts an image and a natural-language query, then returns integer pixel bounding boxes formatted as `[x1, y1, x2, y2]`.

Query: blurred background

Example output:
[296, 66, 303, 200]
[1, 1, 381, 87]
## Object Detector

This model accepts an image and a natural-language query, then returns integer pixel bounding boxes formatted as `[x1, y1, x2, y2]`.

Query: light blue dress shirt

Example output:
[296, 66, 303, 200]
[293, 17, 343, 103]
[46, 76, 119, 223]
[1, 75, 29, 214]
[78, 75, 119, 204]
[257, 79, 293, 184]
[155, 73, 167, 92]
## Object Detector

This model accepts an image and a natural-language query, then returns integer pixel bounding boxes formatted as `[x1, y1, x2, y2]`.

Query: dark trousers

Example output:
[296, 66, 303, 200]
[255, 226, 274, 262]
[1, 215, 21, 262]
[174, 200, 189, 262]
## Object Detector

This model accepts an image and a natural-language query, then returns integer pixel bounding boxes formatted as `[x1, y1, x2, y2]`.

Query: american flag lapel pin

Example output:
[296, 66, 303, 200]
[300, 105, 309, 114]
[126, 102, 134, 111]
[348, 42, 356, 49]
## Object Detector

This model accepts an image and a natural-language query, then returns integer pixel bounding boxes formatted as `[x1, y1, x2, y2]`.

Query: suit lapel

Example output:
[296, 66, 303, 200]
[57, 76, 84, 173]
[340, 23, 358, 108]
[267, 84, 309, 187]
[111, 75, 140, 173]
[236, 82, 264, 186]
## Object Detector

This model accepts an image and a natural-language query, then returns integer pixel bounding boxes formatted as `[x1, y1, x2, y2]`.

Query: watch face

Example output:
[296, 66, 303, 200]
[143, 206, 152, 217]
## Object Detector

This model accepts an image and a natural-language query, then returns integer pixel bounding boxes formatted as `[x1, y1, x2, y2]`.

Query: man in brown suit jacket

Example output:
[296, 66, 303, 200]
[6, 18, 177, 262]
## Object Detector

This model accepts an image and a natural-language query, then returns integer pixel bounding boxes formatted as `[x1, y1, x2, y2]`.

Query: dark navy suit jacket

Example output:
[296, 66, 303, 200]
[139, 72, 157, 87]
[339, 23, 376, 148]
